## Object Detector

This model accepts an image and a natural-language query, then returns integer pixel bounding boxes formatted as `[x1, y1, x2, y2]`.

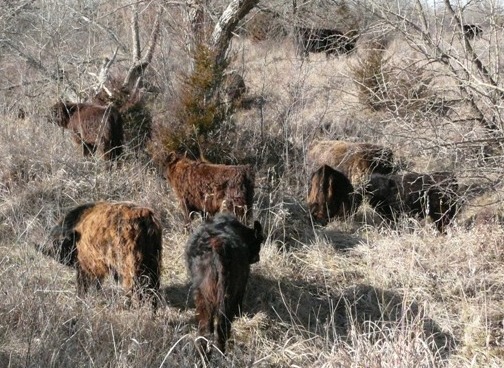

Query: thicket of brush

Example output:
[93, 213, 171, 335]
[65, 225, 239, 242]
[1, 1, 504, 367]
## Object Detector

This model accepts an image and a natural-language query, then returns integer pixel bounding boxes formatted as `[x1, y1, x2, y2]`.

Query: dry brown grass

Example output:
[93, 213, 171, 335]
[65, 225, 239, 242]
[1, 25, 504, 368]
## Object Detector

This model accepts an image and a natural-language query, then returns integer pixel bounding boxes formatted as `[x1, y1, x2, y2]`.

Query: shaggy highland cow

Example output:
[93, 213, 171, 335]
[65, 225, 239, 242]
[294, 26, 357, 58]
[186, 213, 264, 356]
[365, 172, 458, 233]
[307, 140, 396, 187]
[307, 165, 362, 225]
[49, 101, 124, 160]
[44, 202, 162, 308]
[162, 152, 255, 224]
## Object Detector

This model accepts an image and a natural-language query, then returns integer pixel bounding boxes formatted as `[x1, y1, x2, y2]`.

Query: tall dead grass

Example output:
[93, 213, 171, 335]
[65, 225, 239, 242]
[1, 31, 503, 368]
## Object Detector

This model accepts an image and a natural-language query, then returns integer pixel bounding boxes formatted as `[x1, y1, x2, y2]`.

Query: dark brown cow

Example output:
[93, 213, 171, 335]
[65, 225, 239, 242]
[186, 213, 264, 357]
[463, 24, 483, 39]
[222, 71, 247, 108]
[49, 101, 124, 160]
[307, 140, 396, 187]
[365, 172, 458, 233]
[294, 26, 357, 58]
[307, 165, 362, 225]
[162, 152, 255, 224]
[43, 202, 162, 308]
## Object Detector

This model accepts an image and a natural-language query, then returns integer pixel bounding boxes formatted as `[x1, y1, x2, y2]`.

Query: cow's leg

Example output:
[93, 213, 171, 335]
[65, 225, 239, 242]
[195, 288, 213, 356]
[76, 266, 93, 298]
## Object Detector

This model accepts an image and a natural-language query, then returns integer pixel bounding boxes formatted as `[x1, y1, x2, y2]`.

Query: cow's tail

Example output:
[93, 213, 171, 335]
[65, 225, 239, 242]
[244, 166, 255, 220]
[211, 238, 230, 353]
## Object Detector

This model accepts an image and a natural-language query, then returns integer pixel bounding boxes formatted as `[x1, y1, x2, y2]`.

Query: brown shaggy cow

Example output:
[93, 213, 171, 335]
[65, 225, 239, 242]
[44, 202, 162, 308]
[186, 213, 264, 357]
[162, 152, 255, 224]
[307, 140, 396, 187]
[49, 101, 124, 160]
[307, 165, 362, 225]
[365, 172, 458, 233]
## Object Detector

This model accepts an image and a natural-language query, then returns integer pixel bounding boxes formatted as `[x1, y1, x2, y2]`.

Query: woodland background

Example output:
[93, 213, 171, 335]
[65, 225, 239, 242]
[0, 0, 504, 367]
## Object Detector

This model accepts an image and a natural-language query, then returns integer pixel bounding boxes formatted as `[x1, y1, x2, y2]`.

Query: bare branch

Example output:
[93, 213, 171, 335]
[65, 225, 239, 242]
[1, 39, 80, 99]
[122, 5, 163, 93]
[211, 0, 259, 65]
[131, 2, 141, 62]
[94, 48, 119, 96]
[443, 0, 501, 97]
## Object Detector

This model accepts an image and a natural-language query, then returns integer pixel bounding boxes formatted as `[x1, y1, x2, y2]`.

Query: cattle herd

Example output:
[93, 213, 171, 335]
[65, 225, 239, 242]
[39, 96, 461, 361]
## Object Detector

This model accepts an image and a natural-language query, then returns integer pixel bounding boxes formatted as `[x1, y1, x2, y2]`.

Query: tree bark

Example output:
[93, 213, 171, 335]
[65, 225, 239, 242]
[211, 0, 259, 66]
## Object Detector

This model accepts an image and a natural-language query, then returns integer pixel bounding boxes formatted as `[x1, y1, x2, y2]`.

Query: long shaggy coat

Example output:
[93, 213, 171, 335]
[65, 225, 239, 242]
[50, 101, 124, 160]
[365, 172, 458, 233]
[307, 140, 396, 187]
[162, 152, 255, 224]
[186, 213, 264, 356]
[307, 164, 362, 224]
[46, 201, 162, 307]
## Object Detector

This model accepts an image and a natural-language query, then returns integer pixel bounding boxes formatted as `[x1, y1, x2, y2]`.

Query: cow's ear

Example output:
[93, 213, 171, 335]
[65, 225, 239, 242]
[253, 221, 263, 240]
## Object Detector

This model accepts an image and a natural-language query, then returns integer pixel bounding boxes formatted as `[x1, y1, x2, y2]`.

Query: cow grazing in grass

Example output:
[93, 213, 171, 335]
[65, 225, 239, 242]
[463, 24, 483, 39]
[44, 202, 162, 308]
[307, 165, 362, 225]
[162, 152, 255, 224]
[307, 140, 396, 187]
[294, 26, 357, 58]
[365, 172, 458, 233]
[186, 213, 264, 357]
[49, 101, 124, 160]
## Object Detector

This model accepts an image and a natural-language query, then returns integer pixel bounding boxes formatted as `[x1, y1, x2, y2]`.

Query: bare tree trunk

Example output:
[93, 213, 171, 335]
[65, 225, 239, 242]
[122, 5, 163, 94]
[211, 0, 259, 66]
[186, 0, 206, 48]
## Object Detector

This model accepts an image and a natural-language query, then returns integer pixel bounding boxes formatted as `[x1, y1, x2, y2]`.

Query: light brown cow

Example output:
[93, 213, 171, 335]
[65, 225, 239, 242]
[44, 201, 162, 308]
[307, 140, 396, 187]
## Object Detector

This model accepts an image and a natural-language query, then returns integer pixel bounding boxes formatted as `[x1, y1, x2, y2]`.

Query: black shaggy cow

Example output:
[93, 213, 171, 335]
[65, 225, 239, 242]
[365, 172, 458, 233]
[294, 26, 357, 58]
[463, 24, 483, 39]
[307, 165, 362, 225]
[186, 213, 264, 358]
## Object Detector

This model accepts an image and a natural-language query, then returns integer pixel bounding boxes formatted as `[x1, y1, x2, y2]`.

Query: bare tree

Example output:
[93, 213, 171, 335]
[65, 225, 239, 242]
[351, 0, 504, 147]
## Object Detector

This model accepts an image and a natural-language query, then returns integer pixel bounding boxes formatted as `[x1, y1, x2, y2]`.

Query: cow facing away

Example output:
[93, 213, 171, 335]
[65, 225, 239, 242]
[49, 101, 124, 160]
[307, 165, 362, 225]
[365, 172, 458, 233]
[186, 213, 264, 357]
[294, 26, 357, 58]
[307, 140, 396, 187]
[43, 202, 162, 308]
[162, 152, 255, 224]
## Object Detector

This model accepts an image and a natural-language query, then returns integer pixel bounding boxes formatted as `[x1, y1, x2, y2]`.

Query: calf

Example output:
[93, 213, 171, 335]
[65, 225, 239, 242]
[365, 172, 458, 233]
[186, 213, 264, 357]
[307, 140, 396, 187]
[49, 101, 124, 160]
[162, 152, 255, 224]
[307, 165, 362, 225]
[44, 201, 162, 308]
